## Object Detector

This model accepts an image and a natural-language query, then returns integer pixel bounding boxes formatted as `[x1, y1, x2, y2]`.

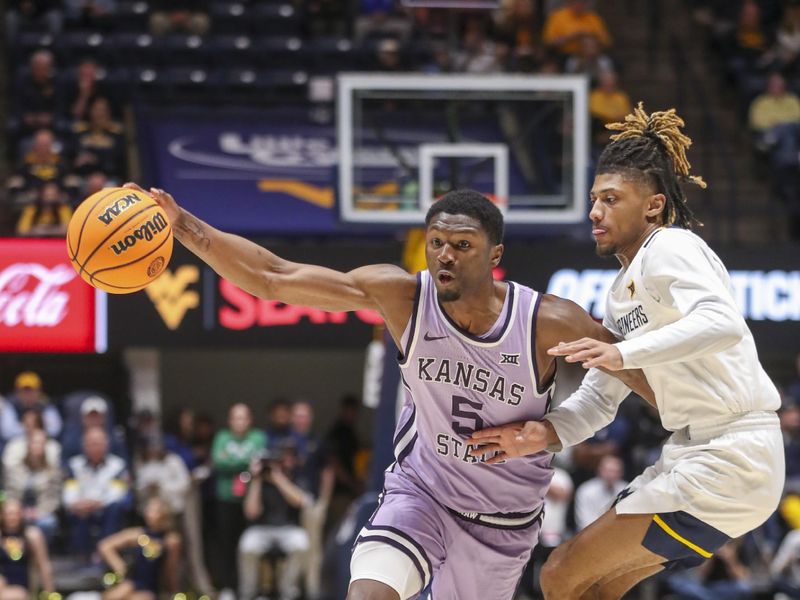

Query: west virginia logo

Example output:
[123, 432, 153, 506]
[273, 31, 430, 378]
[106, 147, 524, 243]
[145, 265, 200, 329]
[627, 279, 636, 299]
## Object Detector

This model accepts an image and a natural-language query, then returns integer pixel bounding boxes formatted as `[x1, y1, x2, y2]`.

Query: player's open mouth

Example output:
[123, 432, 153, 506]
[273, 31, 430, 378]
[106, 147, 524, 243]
[438, 272, 454, 285]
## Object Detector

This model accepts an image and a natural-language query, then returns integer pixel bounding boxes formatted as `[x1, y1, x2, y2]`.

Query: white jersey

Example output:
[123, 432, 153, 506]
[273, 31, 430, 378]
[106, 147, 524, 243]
[548, 227, 781, 446]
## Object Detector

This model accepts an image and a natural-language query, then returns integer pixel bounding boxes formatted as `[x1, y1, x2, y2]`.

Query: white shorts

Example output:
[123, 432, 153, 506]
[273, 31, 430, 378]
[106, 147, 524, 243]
[615, 411, 785, 538]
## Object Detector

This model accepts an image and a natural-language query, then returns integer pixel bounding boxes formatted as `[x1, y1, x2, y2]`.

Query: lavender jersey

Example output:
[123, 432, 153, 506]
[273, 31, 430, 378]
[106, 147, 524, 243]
[394, 271, 554, 515]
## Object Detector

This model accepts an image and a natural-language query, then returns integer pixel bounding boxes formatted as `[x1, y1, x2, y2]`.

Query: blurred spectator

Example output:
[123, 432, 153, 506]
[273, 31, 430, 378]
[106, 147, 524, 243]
[61, 395, 128, 465]
[565, 33, 615, 84]
[326, 395, 362, 496]
[2, 408, 60, 470]
[539, 466, 574, 548]
[6, 0, 63, 38]
[239, 441, 311, 600]
[666, 538, 755, 599]
[589, 69, 633, 148]
[7, 129, 68, 206]
[494, 0, 537, 50]
[771, 4, 800, 72]
[80, 170, 109, 201]
[542, 0, 612, 57]
[781, 400, 800, 484]
[63, 427, 129, 558]
[372, 38, 407, 72]
[590, 68, 633, 126]
[736, 0, 770, 62]
[211, 403, 266, 595]
[266, 398, 293, 450]
[771, 527, 800, 597]
[453, 18, 507, 73]
[148, 0, 210, 37]
[354, 0, 412, 43]
[16, 50, 60, 136]
[422, 42, 454, 74]
[788, 352, 800, 401]
[573, 455, 627, 531]
[134, 433, 191, 516]
[15, 182, 72, 237]
[570, 402, 631, 485]
[64, 0, 117, 28]
[291, 400, 320, 467]
[99, 497, 182, 600]
[3, 429, 62, 542]
[164, 407, 199, 470]
[0, 499, 54, 598]
[749, 72, 800, 135]
[64, 59, 115, 124]
[2, 372, 62, 441]
[71, 96, 126, 181]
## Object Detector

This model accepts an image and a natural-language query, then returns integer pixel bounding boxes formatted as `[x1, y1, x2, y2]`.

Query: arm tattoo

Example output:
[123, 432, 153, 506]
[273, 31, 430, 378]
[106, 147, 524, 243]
[175, 212, 211, 252]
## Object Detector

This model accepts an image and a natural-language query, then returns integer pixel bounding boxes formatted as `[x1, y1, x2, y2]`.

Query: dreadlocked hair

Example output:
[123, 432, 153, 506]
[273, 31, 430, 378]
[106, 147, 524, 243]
[597, 102, 706, 229]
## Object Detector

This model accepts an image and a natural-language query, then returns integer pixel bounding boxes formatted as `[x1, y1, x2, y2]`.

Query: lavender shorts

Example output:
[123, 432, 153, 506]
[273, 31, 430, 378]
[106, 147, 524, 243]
[352, 469, 541, 600]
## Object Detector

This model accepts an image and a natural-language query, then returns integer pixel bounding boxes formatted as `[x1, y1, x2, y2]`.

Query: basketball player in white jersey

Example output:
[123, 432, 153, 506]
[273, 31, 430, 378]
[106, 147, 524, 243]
[469, 104, 785, 599]
[123, 181, 654, 600]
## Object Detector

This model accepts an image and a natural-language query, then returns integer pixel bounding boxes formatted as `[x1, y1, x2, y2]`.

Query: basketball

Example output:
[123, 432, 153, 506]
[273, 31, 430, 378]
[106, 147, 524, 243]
[66, 187, 173, 294]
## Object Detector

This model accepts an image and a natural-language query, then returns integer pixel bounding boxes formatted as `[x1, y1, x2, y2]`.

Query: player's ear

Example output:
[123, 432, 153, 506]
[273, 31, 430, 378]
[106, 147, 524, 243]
[490, 243, 504, 267]
[646, 193, 667, 220]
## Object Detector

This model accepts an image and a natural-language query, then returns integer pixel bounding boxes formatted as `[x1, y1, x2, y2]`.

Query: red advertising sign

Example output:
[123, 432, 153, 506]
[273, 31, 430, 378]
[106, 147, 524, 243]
[0, 239, 104, 353]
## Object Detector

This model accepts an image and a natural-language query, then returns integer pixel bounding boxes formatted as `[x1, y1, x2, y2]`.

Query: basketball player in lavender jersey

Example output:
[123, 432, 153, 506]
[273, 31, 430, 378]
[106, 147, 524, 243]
[469, 105, 784, 599]
[123, 182, 653, 600]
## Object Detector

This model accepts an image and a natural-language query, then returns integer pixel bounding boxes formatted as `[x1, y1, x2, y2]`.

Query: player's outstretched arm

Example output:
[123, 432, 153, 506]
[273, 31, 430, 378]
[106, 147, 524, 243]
[124, 183, 415, 315]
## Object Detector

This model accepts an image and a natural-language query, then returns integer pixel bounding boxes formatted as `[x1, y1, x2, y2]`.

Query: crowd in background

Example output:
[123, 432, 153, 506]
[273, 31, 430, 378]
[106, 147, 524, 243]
[2, 0, 637, 237]
[0, 352, 798, 599]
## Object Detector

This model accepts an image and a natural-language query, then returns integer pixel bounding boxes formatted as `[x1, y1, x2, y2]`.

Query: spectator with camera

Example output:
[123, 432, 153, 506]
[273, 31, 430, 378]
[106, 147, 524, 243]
[239, 440, 312, 600]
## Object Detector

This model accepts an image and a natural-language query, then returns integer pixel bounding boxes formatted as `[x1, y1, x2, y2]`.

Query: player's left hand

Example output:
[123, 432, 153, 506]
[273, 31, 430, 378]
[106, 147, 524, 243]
[547, 338, 624, 370]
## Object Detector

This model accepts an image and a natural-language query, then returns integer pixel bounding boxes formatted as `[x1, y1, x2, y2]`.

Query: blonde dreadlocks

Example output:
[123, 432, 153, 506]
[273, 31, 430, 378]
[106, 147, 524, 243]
[597, 102, 705, 228]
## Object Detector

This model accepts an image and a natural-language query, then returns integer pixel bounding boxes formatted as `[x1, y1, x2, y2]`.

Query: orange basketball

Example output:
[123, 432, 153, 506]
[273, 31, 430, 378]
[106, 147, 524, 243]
[66, 187, 173, 294]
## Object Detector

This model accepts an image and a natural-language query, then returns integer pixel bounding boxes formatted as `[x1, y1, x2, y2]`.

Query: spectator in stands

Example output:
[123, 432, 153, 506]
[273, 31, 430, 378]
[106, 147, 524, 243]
[565, 33, 615, 85]
[80, 170, 109, 202]
[290, 400, 319, 466]
[7, 129, 68, 206]
[2, 372, 61, 440]
[6, 0, 63, 38]
[3, 429, 62, 542]
[781, 400, 800, 484]
[64, 0, 117, 29]
[71, 96, 126, 182]
[61, 395, 127, 465]
[2, 408, 60, 470]
[65, 59, 115, 123]
[354, 0, 412, 44]
[134, 433, 191, 516]
[771, 4, 800, 72]
[573, 455, 628, 531]
[63, 427, 129, 559]
[164, 407, 198, 470]
[666, 538, 755, 599]
[99, 497, 182, 600]
[325, 394, 362, 530]
[17, 50, 59, 137]
[148, 0, 210, 37]
[0, 499, 55, 599]
[266, 398, 293, 450]
[494, 0, 537, 51]
[211, 403, 266, 596]
[788, 352, 800, 401]
[539, 466, 574, 548]
[542, 0, 612, 57]
[589, 68, 633, 148]
[239, 440, 311, 600]
[735, 0, 770, 63]
[749, 72, 800, 136]
[15, 182, 72, 237]
[453, 17, 507, 73]
[771, 525, 800, 598]
[372, 38, 407, 72]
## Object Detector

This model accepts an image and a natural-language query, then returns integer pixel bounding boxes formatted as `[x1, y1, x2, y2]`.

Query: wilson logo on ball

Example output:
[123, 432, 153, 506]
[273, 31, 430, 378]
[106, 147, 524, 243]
[109, 213, 169, 256]
[97, 193, 143, 225]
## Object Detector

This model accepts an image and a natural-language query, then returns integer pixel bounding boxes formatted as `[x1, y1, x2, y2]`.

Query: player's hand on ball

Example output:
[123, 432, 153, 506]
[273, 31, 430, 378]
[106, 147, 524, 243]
[467, 421, 549, 464]
[123, 182, 181, 224]
[547, 338, 624, 370]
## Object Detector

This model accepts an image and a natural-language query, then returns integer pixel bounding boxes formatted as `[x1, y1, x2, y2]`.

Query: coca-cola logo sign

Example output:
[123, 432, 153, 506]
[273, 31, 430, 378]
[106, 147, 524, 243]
[0, 239, 104, 353]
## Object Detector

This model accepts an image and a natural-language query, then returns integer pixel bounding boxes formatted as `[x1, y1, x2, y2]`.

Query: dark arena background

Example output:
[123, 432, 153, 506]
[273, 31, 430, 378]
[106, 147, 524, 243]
[1, 0, 799, 598]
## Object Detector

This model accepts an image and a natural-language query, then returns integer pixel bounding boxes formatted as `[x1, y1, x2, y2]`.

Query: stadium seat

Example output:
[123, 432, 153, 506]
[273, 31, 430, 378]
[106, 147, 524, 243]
[249, 3, 303, 36]
[206, 35, 260, 68]
[252, 36, 308, 69]
[109, 33, 160, 67]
